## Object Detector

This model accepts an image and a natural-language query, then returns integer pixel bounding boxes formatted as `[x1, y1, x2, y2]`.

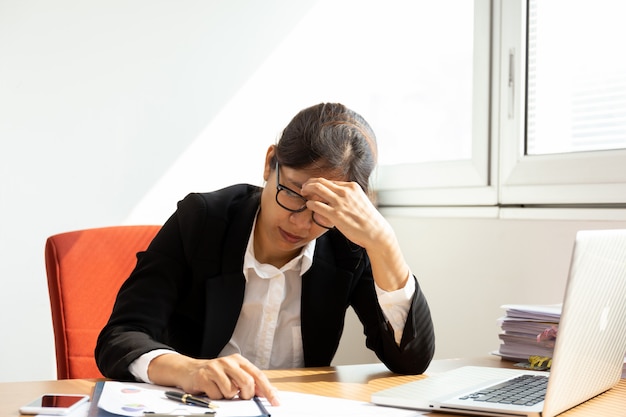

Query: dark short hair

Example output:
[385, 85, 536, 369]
[272, 103, 377, 194]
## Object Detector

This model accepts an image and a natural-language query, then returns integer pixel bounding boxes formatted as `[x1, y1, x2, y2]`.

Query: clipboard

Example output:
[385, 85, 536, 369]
[88, 381, 270, 417]
[87, 382, 117, 417]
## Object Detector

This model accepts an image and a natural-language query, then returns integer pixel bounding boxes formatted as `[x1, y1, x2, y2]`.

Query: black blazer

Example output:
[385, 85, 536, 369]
[95, 184, 435, 380]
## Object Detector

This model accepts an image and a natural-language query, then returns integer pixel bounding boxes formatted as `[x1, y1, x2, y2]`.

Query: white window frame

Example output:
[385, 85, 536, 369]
[499, 0, 626, 206]
[374, 0, 496, 207]
[376, 0, 626, 210]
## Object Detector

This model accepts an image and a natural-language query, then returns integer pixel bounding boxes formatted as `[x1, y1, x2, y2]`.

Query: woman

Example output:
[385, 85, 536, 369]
[95, 103, 435, 406]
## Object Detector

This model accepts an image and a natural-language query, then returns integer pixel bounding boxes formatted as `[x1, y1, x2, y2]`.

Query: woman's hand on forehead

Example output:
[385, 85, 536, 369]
[302, 177, 388, 249]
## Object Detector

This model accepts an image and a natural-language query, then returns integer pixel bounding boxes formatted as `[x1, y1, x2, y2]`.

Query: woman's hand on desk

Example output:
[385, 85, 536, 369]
[147, 353, 281, 406]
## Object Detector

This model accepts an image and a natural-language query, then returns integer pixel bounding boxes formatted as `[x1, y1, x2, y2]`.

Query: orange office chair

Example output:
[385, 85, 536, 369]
[45, 225, 160, 379]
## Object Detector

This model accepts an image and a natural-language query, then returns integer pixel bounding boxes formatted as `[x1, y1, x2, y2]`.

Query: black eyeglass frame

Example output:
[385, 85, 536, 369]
[274, 162, 333, 229]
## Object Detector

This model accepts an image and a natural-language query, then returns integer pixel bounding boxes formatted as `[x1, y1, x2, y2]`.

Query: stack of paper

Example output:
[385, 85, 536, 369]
[495, 304, 562, 362]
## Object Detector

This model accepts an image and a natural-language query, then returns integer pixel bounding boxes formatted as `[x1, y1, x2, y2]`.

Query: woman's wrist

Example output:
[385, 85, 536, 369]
[148, 353, 197, 388]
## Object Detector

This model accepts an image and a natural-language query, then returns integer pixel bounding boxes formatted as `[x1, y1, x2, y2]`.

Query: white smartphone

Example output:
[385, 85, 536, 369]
[19, 393, 89, 415]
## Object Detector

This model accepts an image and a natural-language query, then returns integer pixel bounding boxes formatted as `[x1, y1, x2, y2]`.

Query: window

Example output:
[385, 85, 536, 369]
[372, 2, 474, 166]
[374, 0, 494, 206]
[499, 0, 626, 206]
[376, 0, 626, 209]
[526, 0, 626, 156]
[217, 0, 493, 206]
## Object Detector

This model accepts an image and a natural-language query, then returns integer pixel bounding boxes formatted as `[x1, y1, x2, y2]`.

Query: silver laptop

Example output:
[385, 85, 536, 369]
[372, 229, 626, 417]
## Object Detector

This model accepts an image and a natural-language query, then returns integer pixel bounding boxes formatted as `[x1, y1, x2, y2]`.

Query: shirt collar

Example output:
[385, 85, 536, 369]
[243, 213, 316, 281]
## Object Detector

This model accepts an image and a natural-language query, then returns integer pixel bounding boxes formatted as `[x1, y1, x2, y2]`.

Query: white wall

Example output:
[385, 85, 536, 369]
[384, 213, 626, 360]
[2, 0, 626, 383]
[0, 0, 318, 382]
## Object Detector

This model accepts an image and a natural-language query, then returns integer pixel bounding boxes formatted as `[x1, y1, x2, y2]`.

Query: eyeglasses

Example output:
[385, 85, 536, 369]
[275, 162, 334, 229]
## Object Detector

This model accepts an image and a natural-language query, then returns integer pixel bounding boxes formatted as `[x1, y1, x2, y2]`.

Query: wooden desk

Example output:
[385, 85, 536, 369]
[1, 357, 624, 416]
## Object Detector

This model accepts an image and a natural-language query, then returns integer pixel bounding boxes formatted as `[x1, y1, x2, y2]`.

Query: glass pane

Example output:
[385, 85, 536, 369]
[526, 0, 626, 155]
[261, 0, 474, 166]
[367, 1, 474, 165]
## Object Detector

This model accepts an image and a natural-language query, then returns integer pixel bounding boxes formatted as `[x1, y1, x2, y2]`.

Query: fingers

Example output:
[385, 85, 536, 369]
[303, 177, 387, 248]
[302, 178, 358, 218]
[303, 178, 373, 219]
[191, 355, 280, 406]
[241, 361, 281, 406]
[190, 359, 243, 400]
[301, 177, 352, 202]
[260, 385, 281, 406]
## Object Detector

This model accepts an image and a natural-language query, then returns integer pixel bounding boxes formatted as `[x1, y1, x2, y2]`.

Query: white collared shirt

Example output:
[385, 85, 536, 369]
[130, 218, 414, 381]
[217, 228, 315, 369]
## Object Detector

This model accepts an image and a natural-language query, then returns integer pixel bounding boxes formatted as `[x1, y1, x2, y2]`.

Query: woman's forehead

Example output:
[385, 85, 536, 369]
[281, 164, 347, 185]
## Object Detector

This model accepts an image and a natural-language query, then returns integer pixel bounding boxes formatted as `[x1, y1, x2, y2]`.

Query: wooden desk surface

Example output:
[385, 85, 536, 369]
[2, 357, 625, 417]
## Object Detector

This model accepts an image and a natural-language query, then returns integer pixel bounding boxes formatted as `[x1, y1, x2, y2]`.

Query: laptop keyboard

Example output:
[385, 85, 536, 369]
[459, 374, 548, 406]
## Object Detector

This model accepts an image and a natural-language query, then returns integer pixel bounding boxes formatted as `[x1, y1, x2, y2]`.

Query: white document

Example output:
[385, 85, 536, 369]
[97, 381, 425, 417]
[264, 391, 426, 417]
[500, 304, 562, 321]
[98, 381, 260, 416]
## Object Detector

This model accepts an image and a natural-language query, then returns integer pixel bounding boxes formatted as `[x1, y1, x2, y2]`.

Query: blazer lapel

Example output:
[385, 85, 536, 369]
[200, 189, 259, 357]
[300, 236, 355, 367]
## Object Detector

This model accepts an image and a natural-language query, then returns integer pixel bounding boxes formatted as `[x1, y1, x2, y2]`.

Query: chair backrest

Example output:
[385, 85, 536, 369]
[45, 225, 160, 379]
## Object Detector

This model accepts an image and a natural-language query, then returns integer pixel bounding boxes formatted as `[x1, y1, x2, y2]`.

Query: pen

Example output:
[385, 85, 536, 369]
[164, 391, 218, 409]
[253, 395, 271, 417]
